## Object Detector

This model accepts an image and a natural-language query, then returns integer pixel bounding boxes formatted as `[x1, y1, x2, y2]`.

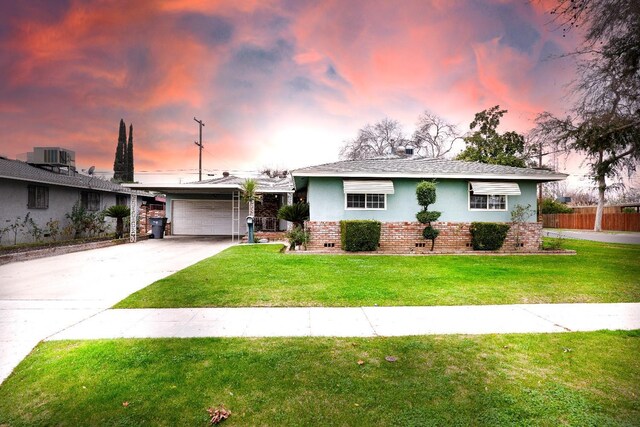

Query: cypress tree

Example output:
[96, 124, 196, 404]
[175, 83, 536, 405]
[113, 119, 127, 181]
[127, 124, 134, 182]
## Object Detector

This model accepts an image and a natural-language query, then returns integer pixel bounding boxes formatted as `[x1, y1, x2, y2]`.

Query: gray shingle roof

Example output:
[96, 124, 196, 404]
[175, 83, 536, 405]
[292, 157, 567, 181]
[0, 157, 134, 193]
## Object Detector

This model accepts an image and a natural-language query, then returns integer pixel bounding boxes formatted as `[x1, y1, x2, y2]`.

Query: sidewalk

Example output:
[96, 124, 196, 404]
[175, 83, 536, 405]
[49, 303, 640, 340]
[543, 229, 640, 244]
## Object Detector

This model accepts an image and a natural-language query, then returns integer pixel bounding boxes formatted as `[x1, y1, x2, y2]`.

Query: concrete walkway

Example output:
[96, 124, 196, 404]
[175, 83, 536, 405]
[49, 303, 640, 340]
[0, 237, 233, 384]
[543, 229, 640, 244]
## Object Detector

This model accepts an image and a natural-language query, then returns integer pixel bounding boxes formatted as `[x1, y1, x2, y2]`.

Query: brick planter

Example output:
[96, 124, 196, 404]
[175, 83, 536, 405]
[305, 221, 543, 254]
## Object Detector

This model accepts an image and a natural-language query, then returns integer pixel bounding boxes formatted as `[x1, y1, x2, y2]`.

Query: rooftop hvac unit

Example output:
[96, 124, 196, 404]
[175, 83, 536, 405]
[27, 147, 76, 168]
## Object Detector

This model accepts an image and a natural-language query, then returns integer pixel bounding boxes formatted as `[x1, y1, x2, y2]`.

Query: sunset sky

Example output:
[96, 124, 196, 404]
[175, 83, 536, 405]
[1, 0, 590, 185]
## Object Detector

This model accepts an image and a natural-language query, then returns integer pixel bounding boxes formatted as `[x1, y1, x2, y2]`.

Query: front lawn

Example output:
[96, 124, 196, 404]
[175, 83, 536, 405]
[116, 239, 640, 308]
[0, 332, 637, 426]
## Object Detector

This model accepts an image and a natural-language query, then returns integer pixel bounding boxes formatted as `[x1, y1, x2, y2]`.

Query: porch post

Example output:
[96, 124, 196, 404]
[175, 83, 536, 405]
[286, 192, 293, 231]
[129, 193, 137, 243]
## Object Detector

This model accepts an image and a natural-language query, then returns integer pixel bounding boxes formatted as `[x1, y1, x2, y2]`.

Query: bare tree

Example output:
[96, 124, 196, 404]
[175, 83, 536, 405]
[411, 111, 462, 158]
[535, 0, 640, 231]
[340, 118, 407, 160]
[260, 167, 289, 178]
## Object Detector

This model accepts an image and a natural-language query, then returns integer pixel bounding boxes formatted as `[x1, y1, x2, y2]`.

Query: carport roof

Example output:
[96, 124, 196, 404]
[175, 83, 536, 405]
[125, 173, 294, 194]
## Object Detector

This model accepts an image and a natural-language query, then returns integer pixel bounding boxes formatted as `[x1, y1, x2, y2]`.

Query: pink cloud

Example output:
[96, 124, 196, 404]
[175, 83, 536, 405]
[0, 0, 581, 181]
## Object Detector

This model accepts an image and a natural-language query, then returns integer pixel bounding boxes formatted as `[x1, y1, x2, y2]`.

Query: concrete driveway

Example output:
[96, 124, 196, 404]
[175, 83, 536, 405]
[0, 236, 233, 384]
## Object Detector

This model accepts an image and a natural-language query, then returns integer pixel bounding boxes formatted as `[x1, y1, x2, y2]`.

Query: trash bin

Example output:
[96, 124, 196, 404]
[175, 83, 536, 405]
[149, 217, 167, 239]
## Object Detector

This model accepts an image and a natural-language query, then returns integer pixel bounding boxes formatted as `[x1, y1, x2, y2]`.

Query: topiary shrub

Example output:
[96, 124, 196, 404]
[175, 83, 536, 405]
[340, 220, 381, 252]
[415, 181, 441, 251]
[470, 222, 510, 250]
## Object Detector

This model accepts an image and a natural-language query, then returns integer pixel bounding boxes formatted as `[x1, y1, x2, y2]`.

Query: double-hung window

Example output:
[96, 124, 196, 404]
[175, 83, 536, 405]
[343, 180, 394, 210]
[28, 185, 49, 209]
[468, 182, 520, 211]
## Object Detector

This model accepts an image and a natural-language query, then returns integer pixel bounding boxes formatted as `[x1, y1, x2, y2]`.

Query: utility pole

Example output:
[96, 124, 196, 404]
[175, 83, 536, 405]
[193, 117, 205, 181]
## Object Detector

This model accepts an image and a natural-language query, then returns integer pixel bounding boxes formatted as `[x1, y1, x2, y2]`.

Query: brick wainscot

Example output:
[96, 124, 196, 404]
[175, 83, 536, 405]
[305, 221, 543, 254]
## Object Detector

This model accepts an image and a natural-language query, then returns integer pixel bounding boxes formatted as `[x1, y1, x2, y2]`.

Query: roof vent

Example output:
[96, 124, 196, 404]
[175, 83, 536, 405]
[223, 171, 230, 177]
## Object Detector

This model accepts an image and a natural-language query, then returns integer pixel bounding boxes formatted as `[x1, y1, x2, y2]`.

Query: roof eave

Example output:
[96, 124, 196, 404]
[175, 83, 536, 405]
[124, 183, 294, 193]
[0, 174, 132, 193]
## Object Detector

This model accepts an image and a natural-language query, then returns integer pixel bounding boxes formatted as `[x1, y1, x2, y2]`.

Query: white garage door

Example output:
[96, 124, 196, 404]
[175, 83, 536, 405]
[172, 200, 248, 235]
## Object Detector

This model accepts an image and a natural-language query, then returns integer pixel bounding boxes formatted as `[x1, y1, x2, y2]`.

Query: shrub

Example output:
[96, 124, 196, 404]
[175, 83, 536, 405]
[622, 207, 636, 213]
[543, 235, 565, 251]
[277, 203, 310, 229]
[540, 198, 573, 214]
[416, 181, 437, 206]
[422, 226, 440, 241]
[285, 226, 310, 250]
[416, 210, 442, 224]
[510, 203, 535, 250]
[340, 220, 381, 252]
[470, 222, 510, 251]
[416, 180, 441, 251]
[104, 205, 130, 238]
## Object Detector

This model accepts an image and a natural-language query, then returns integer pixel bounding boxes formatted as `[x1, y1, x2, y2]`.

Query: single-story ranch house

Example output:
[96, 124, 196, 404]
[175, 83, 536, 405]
[0, 149, 151, 245]
[291, 156, 567, 253]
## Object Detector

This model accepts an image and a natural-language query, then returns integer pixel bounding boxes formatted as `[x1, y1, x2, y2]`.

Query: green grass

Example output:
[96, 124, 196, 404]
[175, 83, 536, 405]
[0, 331, 638, 426]
[116, 239, 640, 308]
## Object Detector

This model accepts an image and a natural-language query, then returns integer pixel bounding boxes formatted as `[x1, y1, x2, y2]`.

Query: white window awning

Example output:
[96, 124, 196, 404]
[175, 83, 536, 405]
[343, 180, 395, 194]
[470, 181, 521, 196]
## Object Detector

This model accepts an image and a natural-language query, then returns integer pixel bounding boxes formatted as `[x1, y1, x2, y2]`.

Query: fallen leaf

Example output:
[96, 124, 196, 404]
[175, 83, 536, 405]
[207, 405, 231, 425]
[122, 401, 129, 408]
[357, 360, 365, 366]
[385, 356, 397, 362]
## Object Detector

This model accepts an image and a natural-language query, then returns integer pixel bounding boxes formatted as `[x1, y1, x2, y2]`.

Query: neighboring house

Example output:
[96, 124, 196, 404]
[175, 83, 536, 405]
[127, 172, 295, 240]
[0, 154, 141, 245]
[291, 156, 567, 252]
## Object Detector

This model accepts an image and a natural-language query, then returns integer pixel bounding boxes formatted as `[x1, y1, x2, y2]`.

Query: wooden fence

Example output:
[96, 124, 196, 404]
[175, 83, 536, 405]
[542, 213, 640, 231]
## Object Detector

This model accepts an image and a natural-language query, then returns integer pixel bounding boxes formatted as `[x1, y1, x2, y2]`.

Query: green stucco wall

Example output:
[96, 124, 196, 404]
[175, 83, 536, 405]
[307, 177, 538, 223]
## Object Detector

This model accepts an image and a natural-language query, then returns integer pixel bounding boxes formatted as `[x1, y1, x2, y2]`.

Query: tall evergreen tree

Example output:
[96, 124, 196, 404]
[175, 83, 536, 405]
[127, 124, 134, 182]
[113, 119, 127, 181]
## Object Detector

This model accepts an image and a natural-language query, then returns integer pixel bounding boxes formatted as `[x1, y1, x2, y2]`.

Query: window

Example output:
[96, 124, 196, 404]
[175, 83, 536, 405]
[468, 184, 507, 211]
[345, 193, 386, 210]
[116, 195, 128, 206]
[28, 185, 49, 209]
[81, 191, 101, 211]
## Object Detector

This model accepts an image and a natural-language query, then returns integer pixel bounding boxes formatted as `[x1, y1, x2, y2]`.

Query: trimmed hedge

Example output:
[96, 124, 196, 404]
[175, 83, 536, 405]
[340, 220, 381, 252]
[470, 222, 510, 251]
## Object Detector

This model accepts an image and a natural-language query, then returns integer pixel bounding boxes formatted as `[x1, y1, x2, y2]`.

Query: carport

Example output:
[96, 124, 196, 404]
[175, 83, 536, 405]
[125, 174, 294, 242]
